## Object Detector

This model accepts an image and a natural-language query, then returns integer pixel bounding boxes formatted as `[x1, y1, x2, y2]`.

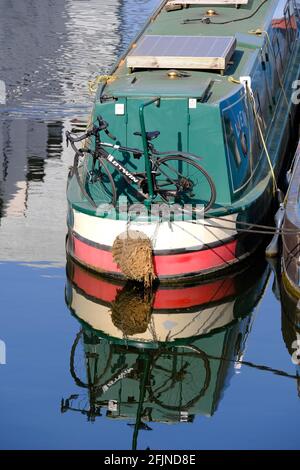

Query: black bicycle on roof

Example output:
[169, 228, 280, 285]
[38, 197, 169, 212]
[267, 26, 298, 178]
[66, 97, 216, 212]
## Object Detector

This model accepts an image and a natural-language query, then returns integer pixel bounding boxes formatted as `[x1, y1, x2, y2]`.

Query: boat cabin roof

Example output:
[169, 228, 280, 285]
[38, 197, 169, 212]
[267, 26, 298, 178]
[102, 0, 293, 104]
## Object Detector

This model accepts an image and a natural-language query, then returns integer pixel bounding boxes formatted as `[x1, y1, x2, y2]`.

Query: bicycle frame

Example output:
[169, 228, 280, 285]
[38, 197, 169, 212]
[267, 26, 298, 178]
[71, 136, 149, 194]
[139, 97, 160, 204]
[78, 141, 209, 208]
[99, 146, 142, 186]
[66, 112, 215, 212]
[95, 97, 161, 204]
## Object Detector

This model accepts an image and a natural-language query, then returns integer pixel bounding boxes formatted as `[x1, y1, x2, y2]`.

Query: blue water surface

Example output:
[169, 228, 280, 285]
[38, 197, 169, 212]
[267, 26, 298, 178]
[0, 0, 299, 450]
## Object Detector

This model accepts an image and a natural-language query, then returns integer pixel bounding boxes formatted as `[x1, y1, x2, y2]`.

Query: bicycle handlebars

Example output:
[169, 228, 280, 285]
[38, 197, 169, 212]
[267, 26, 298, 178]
[97, 116, 117, 141]
[66, 117, 144, 159]
[66, 115, 116, 149]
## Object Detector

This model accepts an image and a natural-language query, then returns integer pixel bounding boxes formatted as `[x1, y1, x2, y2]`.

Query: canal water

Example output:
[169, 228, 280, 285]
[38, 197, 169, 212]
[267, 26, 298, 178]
[0, 0, 299, 450]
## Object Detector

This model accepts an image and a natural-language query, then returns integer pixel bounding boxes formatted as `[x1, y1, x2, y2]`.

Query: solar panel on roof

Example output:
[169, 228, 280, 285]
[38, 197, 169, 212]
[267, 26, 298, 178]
[127, 35, 236, 71]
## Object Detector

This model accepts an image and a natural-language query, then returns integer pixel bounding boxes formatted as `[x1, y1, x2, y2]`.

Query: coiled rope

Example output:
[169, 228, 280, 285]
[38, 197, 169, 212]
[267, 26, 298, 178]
[88, 75, 116, 95]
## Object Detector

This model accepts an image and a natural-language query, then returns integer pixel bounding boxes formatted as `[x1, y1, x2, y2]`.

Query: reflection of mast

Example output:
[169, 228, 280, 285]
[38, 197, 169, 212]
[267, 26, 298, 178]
[131, 353, 151, 451]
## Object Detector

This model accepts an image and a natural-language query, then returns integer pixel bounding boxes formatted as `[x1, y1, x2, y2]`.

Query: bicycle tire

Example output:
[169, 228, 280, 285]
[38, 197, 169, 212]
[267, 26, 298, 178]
[155, 155, 216, 213]
[89, 156, 117, 207]
[148, 348, 211, 412]
[70, 329, 88, 388]
[73, 151, 96, 207]
[73, 151, 117, 207]
[70, 329, 113, 389]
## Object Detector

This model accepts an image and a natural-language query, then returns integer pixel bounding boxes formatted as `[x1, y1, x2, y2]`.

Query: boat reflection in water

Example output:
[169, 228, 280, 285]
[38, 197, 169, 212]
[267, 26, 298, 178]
[280, 282, 300, 397]
[63, 257, 270, 449]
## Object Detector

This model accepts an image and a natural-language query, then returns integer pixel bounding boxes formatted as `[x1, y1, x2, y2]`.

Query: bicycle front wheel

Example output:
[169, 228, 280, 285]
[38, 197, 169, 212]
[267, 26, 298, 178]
[73, 151, 97, 208]
[155, 155, 216, 212]
[87, 156, 117, 207]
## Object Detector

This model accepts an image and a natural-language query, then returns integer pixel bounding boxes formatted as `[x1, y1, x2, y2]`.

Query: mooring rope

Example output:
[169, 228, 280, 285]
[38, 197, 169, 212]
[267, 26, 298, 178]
[181, 344, 298, 380]
[227, 24, 297, 197]
[202, 221, 294, 235]
[180, 217, 300, 236]
[247, 84, 278, 195]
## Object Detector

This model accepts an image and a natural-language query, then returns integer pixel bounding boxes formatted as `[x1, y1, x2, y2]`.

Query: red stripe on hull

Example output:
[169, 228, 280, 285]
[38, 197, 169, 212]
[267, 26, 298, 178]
[69, 233, 238, 279]
[73, 266, 121, 304]
[154, 278, 235, 309]
[71, 261, 236, 309]
[153, 241, 237, 275]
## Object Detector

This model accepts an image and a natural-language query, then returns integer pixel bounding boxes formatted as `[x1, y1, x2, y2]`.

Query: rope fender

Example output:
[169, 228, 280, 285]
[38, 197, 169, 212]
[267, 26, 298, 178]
[112, 230, 156, 287]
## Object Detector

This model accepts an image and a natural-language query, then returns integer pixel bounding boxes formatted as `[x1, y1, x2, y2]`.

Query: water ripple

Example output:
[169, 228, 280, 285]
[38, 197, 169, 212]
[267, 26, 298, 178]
[0, 0, 160, 117]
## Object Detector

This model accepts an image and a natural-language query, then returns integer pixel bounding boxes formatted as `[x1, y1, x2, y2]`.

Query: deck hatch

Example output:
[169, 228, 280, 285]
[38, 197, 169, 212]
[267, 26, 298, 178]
[127, 35, 236, 71]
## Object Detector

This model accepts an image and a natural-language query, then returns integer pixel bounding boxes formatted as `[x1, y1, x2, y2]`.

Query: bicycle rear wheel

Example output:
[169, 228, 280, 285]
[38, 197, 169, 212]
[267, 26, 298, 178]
[155, 155, 216, 212]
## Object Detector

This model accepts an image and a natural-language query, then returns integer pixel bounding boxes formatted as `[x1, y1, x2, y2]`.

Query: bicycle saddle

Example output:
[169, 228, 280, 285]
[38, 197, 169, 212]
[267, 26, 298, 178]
[134, 130, 160, 141]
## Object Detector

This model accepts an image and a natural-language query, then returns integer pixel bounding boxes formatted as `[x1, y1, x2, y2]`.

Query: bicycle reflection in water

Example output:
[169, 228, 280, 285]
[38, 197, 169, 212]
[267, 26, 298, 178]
[62, 256, 270, 449]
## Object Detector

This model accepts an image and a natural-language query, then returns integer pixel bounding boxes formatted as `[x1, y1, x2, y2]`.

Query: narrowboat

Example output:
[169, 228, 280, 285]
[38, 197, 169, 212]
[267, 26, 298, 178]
[62, 257, 269, 447]
[282, 141, 300, 297]
[67, 0, 300, 281]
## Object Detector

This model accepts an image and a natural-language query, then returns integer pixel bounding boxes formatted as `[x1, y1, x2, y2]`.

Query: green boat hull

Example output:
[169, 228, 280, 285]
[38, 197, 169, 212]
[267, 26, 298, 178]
[67, 0, 300, 280]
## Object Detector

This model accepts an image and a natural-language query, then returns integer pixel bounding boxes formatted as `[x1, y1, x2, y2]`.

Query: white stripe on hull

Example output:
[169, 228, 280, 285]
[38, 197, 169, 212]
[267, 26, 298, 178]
[70, 288, 235, 343]
[72, 209, 237, 251]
